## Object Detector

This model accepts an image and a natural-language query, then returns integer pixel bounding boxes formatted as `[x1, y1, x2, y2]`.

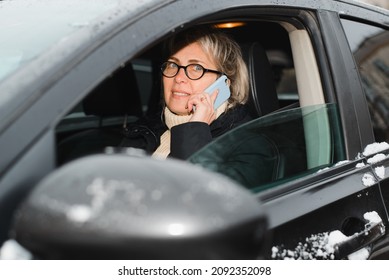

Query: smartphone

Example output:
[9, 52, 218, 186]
[204, 75, 231, 109]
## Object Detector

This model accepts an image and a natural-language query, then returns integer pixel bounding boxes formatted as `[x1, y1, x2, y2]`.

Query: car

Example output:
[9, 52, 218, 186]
[0, 0, 388, 260]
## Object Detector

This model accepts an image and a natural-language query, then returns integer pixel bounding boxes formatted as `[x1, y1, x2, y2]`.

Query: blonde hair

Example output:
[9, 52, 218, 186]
[165, 26, 249, 108]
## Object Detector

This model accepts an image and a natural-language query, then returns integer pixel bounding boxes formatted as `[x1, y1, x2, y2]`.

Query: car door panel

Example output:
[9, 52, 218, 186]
[359, 147, 389, 259]
[260, 160, 388, 259]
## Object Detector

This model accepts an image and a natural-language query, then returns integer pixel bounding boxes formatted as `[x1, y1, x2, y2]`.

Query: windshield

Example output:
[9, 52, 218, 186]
[0, 0, 120, 82]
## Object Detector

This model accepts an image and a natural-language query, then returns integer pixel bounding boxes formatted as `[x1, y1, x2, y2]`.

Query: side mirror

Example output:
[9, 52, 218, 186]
[11, 154, 268, 259]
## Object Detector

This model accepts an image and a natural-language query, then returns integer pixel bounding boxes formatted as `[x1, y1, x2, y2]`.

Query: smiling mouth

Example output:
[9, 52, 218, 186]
[172, 91, 190, 97]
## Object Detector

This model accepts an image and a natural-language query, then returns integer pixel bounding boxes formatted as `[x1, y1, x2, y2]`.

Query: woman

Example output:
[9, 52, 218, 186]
[152, 26, 251, 159]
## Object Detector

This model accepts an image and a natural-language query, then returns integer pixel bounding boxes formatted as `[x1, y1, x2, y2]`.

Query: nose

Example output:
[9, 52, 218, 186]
[174, 67, 188, 83]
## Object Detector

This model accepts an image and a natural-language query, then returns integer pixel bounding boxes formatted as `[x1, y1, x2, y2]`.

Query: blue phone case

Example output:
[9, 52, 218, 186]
[204, 75, 231, 109]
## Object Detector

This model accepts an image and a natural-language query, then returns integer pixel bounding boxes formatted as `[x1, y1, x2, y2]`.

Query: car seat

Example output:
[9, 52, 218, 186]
[56, 63, 143, 165]
[83, 64, 143, 119]
[241, 42, 279, 118]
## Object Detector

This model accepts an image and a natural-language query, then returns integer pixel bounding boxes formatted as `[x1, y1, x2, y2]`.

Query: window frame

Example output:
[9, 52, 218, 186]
[340, 17, 389, 143]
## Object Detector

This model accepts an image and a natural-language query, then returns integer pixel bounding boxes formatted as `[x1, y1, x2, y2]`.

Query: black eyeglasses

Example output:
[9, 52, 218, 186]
[161, 61, 224, 80]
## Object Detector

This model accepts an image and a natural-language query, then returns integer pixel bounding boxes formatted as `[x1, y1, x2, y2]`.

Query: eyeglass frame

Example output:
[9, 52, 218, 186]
[160, 61, 225, 80]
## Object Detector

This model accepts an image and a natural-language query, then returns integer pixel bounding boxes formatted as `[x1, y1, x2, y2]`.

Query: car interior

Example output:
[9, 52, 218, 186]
[55, 19, 346, 192]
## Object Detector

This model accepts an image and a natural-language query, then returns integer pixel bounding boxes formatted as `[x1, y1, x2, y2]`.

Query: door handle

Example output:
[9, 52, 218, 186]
[334, 220, 385, 259]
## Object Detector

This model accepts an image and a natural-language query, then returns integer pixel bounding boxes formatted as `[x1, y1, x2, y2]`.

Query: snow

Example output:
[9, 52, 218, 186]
[362, 142, 389, 156]
[367, 153, 387, 164]
[317, 167, 330, 173]
[362, 173, 376, 187]
[356, 162, 365, 168]
[360, 142, 388, 186]
[375, 166, 385, 179]
[315, 143, 389, 182]
[335, 160, 350, 166]
[64, 177, 124, 223]
[364, 211, 382, 224]
[271, 232, 338, 260]
[271, 211, 382, 260]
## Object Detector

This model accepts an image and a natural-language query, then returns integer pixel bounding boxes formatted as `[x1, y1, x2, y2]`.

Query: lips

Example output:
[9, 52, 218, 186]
[172, 91, 190, 97]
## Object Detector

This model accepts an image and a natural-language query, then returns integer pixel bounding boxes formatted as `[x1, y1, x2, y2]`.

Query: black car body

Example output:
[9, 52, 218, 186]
[0, 0, 389, 259]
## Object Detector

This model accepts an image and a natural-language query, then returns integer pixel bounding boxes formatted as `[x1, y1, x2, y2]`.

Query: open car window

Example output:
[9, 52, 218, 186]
[54, 13, 332, 171]
[188, 103, 346, 192]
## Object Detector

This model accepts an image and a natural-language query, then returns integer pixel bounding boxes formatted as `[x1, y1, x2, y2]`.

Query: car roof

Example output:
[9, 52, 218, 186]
[0, 0, 169, 133]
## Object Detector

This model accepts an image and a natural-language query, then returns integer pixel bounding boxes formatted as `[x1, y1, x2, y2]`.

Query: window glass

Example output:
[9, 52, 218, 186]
[341, 19, 389, 142]
[188, 104, 345, 192]
[268, 50, 298, 107]
[221, 21, 297, 109]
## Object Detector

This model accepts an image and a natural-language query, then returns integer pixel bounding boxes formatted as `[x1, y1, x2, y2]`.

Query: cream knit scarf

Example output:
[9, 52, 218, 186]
[152, 102, 228, 159]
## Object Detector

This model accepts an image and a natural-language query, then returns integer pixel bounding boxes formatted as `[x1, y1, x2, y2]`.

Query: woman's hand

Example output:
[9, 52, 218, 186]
[187, 90, 219, 124]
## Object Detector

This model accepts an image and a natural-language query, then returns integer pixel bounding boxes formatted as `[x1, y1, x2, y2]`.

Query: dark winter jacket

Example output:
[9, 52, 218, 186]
[170, 104, 252, 159]
[122, 104, 252, 159]
[57, 104, 251, 165]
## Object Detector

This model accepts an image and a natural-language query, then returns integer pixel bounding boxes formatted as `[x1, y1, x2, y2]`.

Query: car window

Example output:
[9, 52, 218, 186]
[341, 19, 389, 142]
[223, 22, 298, 109]
[54, 17, 328, 169]
[188, 103, 346, 192]
[55, 20, 298, 163]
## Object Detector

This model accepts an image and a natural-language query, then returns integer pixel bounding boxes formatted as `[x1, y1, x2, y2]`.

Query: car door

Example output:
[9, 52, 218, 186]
[263, 5, 389, 260]
[340, 11, 389, 259]
[188, 4, 389, 259]
[259, 155, 387, 260]
[361, 144, 389, 259]
[262, 6, 389, 260]
[189, 103, 388, 259]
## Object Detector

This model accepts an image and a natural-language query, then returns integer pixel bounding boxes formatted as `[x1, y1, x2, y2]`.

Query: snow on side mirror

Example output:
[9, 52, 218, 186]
[11, 154, 268, 259]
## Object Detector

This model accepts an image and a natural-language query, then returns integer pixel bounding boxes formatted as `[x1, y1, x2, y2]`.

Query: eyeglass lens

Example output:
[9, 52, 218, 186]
[161, 62, 206, 80]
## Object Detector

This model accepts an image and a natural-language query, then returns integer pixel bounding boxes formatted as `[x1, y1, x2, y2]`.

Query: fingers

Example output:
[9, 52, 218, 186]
[187, 90, 218, 110]
[187, 92, 217, 124]
[187, 93, 210, 110]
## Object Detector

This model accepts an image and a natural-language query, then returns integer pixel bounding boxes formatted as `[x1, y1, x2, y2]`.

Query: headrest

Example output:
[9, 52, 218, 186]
[241, 42, 279, 117]
[83, 63, 143, 117]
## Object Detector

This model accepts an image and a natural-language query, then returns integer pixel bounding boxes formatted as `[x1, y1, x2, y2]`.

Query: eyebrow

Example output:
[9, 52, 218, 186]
[168, 57, 207, 65]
